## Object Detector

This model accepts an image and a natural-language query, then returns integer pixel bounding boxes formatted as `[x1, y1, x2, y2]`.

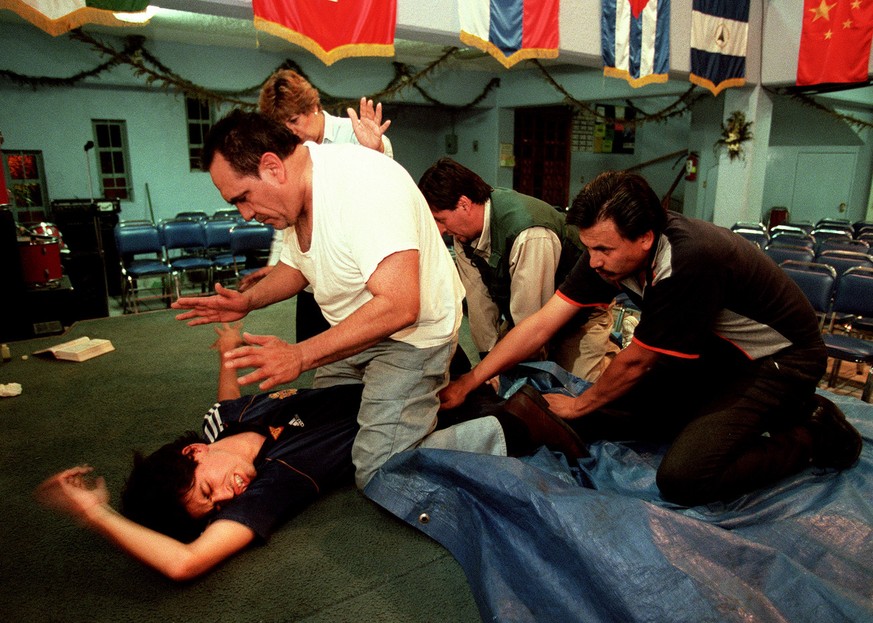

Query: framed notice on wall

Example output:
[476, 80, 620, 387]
[572, 105, 636, 155]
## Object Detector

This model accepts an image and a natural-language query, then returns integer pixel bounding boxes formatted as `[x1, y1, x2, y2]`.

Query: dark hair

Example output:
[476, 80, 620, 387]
[418, 158, 493, 212]
[120, 431, 205, 543]
[201, 109, 301, 174]
[567, 171, 666, 241]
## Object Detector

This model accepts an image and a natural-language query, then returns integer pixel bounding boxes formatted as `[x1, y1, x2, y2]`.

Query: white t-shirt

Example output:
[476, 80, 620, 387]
[280, 142, 463, 349]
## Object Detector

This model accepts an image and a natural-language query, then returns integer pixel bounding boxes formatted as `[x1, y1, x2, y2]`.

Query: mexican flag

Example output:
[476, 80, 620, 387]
[0, 0, 151, 36]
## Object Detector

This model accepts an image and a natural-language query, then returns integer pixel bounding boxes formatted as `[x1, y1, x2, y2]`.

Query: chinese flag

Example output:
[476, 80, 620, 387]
[797, 0, 873, 86]
[253, 0, 396, 66]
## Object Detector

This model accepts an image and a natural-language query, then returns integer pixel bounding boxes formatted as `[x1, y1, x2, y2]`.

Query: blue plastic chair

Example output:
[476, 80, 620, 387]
[160, 220, 214, 295]
[765, 244, 815, 266]
[815, 249, 873, 278]
[229, 222, 275, 285]
[113, 223, 173, 313]
[780, 261, 836, 330]
[823, 267, 873, 402]
[733, 228, 769, 249]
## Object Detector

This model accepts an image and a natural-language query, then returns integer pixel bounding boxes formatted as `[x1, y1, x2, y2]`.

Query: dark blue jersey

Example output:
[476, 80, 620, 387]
[203, 384, 363, 541]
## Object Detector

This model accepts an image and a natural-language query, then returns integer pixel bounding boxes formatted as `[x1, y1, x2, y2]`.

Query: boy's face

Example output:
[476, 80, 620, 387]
[181, 444, 257, 519]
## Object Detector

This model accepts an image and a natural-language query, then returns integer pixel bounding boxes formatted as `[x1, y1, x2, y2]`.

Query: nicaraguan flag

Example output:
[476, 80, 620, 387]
[0, 0, 150, 36]
[689, 0, 749, 95]
[602, 0, 671, 87]
[459, 0, 560, 69]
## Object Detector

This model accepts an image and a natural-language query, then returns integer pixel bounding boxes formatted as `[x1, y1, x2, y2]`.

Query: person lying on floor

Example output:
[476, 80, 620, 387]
[35, 324, 583, 581]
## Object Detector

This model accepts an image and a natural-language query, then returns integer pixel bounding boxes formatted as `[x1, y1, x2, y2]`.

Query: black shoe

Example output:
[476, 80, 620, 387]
[807, 394, 862, 470]
[500, 385, 589, 460]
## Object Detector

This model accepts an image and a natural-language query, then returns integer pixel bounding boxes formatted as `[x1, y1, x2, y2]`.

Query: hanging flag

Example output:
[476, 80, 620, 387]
[459, 0, 560, 69]
[0, 0, 151, 36]
[253, 0, 396, 66]
[689, 0, 750, 95]
[796, 0, 873, 86]
[602, 0, 670, 87]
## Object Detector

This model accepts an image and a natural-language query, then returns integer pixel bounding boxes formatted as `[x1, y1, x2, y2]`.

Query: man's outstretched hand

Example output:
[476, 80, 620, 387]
[173, 283, 250, 326]
[223, 332, 305, 390]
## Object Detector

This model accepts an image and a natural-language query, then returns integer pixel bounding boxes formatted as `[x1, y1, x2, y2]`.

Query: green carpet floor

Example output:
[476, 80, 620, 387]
[0, 300, 480, 622]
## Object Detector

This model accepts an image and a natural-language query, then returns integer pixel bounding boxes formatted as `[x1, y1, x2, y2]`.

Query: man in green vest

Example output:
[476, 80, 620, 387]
[419, 158, 618, 382]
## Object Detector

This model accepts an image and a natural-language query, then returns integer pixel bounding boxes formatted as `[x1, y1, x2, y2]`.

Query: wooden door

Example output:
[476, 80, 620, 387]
[513, 106, 572, 208]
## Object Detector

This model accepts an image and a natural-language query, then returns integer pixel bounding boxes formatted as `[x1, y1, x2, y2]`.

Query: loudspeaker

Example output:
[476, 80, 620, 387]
[51, 199, 121, 296]
[0, 207, 32, 341]
[62, 253, 109, 320]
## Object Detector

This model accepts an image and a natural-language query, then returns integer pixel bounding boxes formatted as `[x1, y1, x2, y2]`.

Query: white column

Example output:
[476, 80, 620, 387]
[710, 86, 773, 228]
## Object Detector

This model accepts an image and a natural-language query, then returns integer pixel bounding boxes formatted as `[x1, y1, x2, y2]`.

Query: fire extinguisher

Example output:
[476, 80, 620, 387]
[684, 152, 699, 182]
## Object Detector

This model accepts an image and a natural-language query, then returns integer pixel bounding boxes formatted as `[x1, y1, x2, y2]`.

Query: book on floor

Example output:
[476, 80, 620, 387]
[34, 337, 115, 362]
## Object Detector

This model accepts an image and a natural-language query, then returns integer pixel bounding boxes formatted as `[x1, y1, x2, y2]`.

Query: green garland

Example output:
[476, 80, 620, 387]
[0, 30, 500, 113]
[786, 90, 873, 131]
[529, 59, 706, 128]
[2, 29, 707, 125]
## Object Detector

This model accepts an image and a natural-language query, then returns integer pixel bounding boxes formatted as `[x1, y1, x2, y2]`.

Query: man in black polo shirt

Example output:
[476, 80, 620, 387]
[442, 170, 862, 506]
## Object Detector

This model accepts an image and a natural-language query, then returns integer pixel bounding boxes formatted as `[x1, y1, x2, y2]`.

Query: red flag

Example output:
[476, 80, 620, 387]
[253, 0, 396, 66]
[796, 0, 873, 86]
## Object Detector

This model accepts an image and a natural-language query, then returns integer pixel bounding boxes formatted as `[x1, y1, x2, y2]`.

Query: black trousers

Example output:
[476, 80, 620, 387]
[571, 341, 827, 506]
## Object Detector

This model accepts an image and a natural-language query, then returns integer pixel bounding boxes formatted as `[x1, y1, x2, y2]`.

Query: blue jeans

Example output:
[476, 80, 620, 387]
[314, 339, 505, 488]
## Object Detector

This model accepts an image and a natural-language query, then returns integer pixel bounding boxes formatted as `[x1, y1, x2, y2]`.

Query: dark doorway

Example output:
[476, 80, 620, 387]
[513, 106, 573, 208]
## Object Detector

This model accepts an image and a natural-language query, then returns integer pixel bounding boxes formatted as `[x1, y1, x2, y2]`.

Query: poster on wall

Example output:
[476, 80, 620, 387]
[572, 105, 636, 154]
[593, 105, 636, 154]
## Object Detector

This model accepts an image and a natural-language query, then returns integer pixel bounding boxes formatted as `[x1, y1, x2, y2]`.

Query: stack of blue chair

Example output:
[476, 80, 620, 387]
[113, 222, 174, 314]
[160, 219, 215, 296]
[822, 267, 873, 402]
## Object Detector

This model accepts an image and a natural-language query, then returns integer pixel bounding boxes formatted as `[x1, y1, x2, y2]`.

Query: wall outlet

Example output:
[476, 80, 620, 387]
[445, 134, 458, 154]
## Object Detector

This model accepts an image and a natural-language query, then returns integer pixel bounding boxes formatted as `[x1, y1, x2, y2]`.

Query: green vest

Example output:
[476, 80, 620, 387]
[462, 188, 583, 325]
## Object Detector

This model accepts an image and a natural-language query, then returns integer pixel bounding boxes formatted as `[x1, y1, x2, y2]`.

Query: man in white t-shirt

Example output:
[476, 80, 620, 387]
[173, 110, 507, 488]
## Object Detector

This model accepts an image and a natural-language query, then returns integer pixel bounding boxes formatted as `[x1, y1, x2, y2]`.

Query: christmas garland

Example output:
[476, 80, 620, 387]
[0, 30, 499, 113]
[529, 59, 706, 128]
[2, 29, 707, 127]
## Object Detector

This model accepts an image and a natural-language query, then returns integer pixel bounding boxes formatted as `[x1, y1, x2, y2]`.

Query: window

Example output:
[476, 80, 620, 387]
[186, 96, 214, 171]
[3, 149, 49, 223]
[92, 119, 133, 201]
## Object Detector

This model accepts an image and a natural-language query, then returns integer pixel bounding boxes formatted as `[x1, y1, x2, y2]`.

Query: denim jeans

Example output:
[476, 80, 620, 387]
[315, 338, 505, 488]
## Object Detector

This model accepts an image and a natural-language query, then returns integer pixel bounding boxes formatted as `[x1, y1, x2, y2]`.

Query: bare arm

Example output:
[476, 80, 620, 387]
[225, 250, 421, 390]
[544, 341, 660, 419]
[36, 466, 254, 581]
[172, 263, 308, 326]
[440, 293, 579, 409]
[212, 323, 245, 401]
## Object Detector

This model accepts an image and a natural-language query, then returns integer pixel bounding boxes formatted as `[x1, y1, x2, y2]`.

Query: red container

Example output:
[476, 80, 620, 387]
[19, 237, 62, 285]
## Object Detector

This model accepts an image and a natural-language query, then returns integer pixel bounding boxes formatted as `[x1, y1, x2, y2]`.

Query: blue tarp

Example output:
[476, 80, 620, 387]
[366, 388, 873, 623]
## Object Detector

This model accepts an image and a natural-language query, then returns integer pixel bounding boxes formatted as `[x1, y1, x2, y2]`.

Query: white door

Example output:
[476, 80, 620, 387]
[791, 151, 858, 224]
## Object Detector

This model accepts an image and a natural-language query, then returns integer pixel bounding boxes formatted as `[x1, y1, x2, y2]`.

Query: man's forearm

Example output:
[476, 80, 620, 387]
[299, 293, 416, 371]
[568, 342, 658, 418]
[245, 262, 305, 311]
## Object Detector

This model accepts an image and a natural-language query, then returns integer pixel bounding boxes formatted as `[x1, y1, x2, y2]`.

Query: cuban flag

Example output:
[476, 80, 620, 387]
[0, 0, 150, 35]
[253, 0, 396, 66]
[602, 0, 671, 87]
[459, 0, 560, 69]
[689, 0, 749, 95]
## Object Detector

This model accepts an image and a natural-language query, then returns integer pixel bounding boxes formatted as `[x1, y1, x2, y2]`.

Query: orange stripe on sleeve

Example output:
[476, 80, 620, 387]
[631, 336, 699, 359]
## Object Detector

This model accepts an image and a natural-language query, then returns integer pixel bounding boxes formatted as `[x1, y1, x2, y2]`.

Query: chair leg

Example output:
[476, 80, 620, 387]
[827, 359, 842, 387]
[862, 369, 873, 403]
